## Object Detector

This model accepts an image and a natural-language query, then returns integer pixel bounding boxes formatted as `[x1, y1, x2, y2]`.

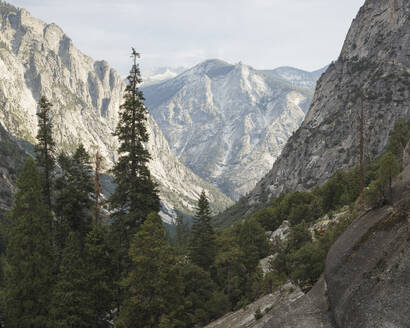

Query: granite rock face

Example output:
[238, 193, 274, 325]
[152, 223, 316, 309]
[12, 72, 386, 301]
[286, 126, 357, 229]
[249, 0, 410, 204]
[0, 2, 233, 218]
[143, 60, 322, 200]
[259, 164, 410, 328]
[324, 165, 410, 328]
[205, 282, 304, 328]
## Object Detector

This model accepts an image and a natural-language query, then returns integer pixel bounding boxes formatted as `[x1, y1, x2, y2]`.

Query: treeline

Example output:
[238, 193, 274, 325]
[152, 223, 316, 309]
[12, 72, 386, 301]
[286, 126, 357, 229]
[0, 51, 271, 328]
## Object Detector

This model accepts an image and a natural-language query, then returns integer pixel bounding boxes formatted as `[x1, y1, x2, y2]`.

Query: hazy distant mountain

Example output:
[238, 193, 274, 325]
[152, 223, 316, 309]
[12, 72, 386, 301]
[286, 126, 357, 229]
[143, 59, 325, 200]
[142, 66, 187, 86]
[0, 2, 233, 219]
[262, 65, 328, 89]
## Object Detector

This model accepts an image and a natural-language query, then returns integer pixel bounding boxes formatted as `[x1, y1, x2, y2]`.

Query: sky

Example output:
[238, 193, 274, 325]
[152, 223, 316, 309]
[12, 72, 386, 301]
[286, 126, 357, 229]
[9, 0, 365, 76]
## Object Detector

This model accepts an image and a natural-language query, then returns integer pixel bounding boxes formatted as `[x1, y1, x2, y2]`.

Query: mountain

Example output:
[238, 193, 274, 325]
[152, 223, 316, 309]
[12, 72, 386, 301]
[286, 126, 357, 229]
[260, 66, 328, 89]
[0, 2, 233, 218]
[143, 59, 324, 200]
[248, 0, 410, 204]
[142, 66, 187, 86]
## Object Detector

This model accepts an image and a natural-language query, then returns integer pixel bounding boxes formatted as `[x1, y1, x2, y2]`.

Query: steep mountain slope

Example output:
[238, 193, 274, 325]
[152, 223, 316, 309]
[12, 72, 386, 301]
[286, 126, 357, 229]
[249, 0, 410, 204]
[263, 162, 410, 328]
[143, 60, 323, 200]
[0, 2, 233, 216]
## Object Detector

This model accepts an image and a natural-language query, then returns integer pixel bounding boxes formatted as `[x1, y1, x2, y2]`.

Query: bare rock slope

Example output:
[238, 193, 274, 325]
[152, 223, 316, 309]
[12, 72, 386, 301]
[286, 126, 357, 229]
[0, 1, 233, 217]
[143, 60, 322, 200]
[249, 0, 410, 204]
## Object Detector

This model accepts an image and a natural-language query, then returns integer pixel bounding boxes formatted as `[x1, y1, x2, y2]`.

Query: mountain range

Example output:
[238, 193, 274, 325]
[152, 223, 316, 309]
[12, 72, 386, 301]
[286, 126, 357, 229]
[0, 1, 233, 219]
[143, 60, 325, 199]
[0, 0, 327, 216]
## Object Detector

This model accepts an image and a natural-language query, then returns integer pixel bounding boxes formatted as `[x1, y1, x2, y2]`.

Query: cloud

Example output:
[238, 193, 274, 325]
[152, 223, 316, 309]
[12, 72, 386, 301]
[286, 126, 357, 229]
[9, 0, 365, 75]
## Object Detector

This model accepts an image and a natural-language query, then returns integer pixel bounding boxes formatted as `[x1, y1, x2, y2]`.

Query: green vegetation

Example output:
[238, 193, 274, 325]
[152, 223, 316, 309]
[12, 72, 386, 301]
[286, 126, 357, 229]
[189, 191, 217, 270]
[35, 96, 56, 209]
[3, 158, 55, 327]
[0, 40, 408, 328]
[108, 49, 161, 312]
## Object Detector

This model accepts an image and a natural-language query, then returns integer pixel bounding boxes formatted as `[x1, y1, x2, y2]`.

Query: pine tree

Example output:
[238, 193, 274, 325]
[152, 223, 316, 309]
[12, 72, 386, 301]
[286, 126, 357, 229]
[110, 49, 160, 236]
[84, 225, 114, 327]
[4, 158, 55, 327]
[51, 232, 93, 328]
[116, 212, 182, 328]
[175, 212, 189, 255]
[189, 191, 216, 271]
[35, 96, 55, 209]
[54, 144, 94, 248]
[109, 49, 160, 309]
[93, 150, 104, 224]
[387, 118, 410, 165]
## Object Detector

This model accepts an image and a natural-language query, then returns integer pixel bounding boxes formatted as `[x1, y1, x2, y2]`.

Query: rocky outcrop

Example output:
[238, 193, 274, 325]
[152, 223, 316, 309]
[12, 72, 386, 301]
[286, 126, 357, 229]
[205, 282, 304, 328]
[249, 0, 410, 204]
[324, 165, 410, 328]
[143, 60, 322, 200]
[260, 164, 410, 328]
[0, 2, 233, 216]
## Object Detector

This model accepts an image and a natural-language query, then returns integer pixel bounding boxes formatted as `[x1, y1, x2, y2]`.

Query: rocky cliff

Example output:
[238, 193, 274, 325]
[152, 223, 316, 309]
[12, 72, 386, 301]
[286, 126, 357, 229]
[262, 162, 410, 328]
[143, 60, 321, 200]
[0, 1, 233, 218]
[249, 0, 410, 204]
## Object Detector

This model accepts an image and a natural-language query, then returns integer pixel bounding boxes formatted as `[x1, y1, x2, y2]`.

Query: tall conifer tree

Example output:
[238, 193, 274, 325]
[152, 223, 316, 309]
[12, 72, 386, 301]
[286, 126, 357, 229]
[84, 225, 114, 327]
[35, 96, 55, 209]
[4, 158, 55, 327]
[55, 144, 94, 248]
[189, 191, 216, 271]
[116, 213, 182, 328]
[109, 49, 160, 310]
[51, 232, 93, 328]
[110, 49, 160, 236]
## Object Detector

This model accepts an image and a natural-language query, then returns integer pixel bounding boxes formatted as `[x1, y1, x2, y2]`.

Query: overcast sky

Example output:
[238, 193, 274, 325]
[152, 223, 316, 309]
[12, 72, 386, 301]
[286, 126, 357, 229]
[10, 0, 365, 76]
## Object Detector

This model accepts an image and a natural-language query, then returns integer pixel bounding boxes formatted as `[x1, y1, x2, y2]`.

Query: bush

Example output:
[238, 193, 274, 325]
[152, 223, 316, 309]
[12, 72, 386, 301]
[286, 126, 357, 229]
[254, 307, 263, 320]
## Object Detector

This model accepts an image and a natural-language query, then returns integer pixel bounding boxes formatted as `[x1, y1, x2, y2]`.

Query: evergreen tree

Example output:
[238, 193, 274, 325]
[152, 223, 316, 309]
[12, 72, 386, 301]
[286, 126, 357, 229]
[178, 263, 219, 326]
[4, 158, 54, 328]
[93, 150, 104, 224]
[55, 144, 94, 248]
[365, 151, 400, 207]
[175, 212, 189, 255]
[35, 96, 55, 209]
[236, 218, 269, 273]
[387, 118, 410, 165]
[51, 232, 93, 328]
[110, 49, 160, 236]
[189, 191, 216, 271]
[84, 225, 114, 327]
[116, 212, 182, 328]
[109, 49, 160, 309]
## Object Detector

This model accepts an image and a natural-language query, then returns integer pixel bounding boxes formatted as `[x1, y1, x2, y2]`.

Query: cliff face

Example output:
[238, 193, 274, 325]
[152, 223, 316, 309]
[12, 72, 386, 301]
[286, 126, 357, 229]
[262, 163, 410, 328]
[143, 60, 319, 200]
[249, 0, 410, 204]
[0, 2, 233, 217]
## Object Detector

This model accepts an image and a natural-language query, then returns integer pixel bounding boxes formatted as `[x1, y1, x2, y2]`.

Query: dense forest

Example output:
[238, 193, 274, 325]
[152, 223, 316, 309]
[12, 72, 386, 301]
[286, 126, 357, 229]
[0, 50, 408, 328]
